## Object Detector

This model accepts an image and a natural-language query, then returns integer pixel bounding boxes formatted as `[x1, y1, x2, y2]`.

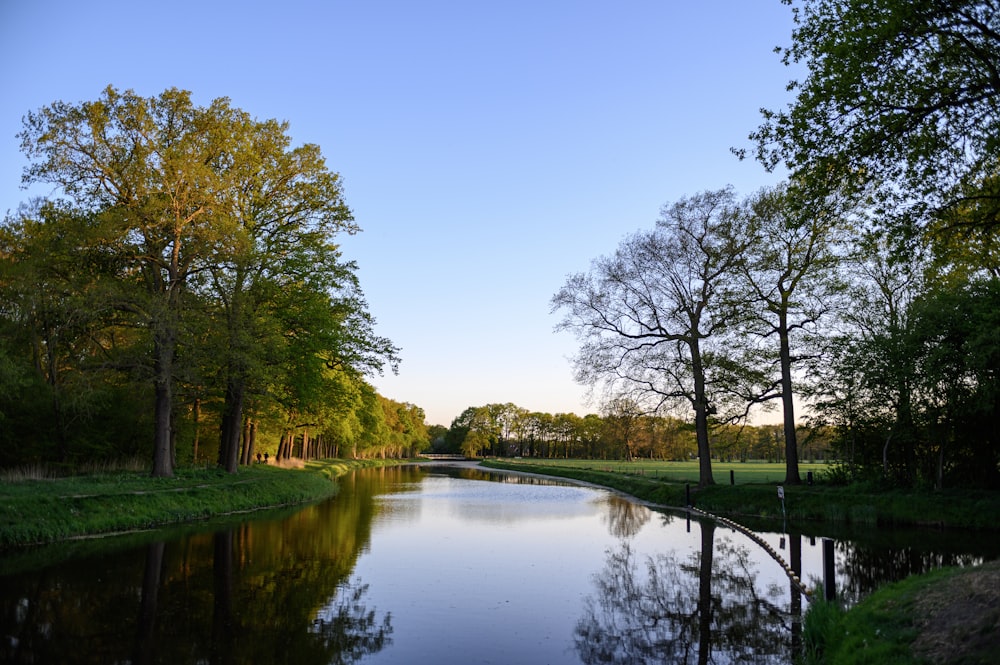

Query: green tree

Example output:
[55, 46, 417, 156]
[578, 413, 607, 458]
[735, 183, 847, 483]
[376, 397, 428, 458]
[0, 200, 156, 465]
[17, 86, 400, 474]
[749, 0, 1000, 237]
[601, 398, 644, 461]
[808, 232, 927, 482]
[203, 110, 361, 471]
[445, 406, 477, 453]
[1, 203, 95, 462]
[553, 189, 753, 486]
[485, 402, 528, 456]
[905, 277, 1000, 488]
[462, 429, 490, 458]
[19, 87, 241, 476]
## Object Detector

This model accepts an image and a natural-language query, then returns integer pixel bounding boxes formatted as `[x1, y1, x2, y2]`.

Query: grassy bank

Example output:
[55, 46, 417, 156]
[0, 458, 395, 550]
[801, 560, 1000, 664]
[481, 459, 1000, 530]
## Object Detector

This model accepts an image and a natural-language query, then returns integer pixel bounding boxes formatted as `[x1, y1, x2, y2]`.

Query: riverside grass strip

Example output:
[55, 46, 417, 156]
[484, 458, 832, 484]
[0, 459, 399, 550]
[481, 459, 1000, 530]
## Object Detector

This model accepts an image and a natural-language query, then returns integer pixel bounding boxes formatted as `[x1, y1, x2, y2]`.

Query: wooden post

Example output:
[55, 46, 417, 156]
[823, 538, 836, 601]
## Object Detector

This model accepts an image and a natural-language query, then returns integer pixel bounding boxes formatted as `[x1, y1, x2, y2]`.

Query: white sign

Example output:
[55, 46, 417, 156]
[777, 486, 785, 500]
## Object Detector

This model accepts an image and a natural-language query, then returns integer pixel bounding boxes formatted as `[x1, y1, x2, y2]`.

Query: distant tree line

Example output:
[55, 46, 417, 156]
[436, 402, 836, 464]
[0, 86, 426, 475]
[554, 0, 999, 490]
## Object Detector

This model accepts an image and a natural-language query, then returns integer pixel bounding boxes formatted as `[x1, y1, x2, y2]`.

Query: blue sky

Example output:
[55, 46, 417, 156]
[1, 1, 796, 426]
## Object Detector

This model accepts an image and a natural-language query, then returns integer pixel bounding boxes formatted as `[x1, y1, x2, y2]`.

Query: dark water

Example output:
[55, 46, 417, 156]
[1, 464, 997, 664]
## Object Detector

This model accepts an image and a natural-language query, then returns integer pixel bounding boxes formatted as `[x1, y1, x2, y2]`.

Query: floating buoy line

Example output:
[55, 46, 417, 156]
[688, 506, 812, 597]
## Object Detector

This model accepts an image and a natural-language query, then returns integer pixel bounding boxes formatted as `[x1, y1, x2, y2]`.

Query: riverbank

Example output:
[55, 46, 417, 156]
[801, 560, 1000, 665]
[477, 458, 1000, 664]
[0, 458, 396, 550]
[480, 459, 1000, 530]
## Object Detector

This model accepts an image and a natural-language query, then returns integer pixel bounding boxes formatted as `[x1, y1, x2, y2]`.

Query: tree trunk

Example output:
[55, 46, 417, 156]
[697, 520, 716, 665]
[218, 379, 244, 473]
[240, 418, 252, 466]
[779, 321, 802, 484]
[246, 420, 257, 465]
[276, 432, 285, 460]
[133, 541, 165, 665]
[278, 430, 292, 460]
[691, 342, 715, 487]
[151, 328, 174, 478]
[192, 397, 201, 464]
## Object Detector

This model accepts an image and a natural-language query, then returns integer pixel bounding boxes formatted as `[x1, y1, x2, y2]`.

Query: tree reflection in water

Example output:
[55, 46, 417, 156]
[602, 495, 652, 538]
[0, 471, 399, 665]
[575, 519, 793, 665]
[311, 579, 393, 665]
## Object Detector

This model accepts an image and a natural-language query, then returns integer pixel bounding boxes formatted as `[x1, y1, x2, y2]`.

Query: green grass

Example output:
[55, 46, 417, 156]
[800, 561, 1000, 664]
[0, 458, 398, 550]
[489, 458, 832, 485]
[481, 459, 1000, 530]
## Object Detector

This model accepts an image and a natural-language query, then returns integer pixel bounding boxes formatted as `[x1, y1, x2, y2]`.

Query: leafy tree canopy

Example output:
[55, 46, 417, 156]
[748, 0, 1000, 236]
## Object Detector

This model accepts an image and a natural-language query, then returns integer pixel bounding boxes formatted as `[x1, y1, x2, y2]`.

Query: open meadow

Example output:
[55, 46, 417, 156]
[496, 458, 834, 485]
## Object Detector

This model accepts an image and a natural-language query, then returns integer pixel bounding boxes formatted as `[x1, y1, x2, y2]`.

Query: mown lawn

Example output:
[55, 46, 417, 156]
[495, 458, 832, 485]
[481, 458, 1000, 530]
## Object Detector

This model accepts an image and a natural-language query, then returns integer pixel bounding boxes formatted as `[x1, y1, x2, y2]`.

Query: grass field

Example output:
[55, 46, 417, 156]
[495, 458, 833, 485]
[481, 458, 1000, 530]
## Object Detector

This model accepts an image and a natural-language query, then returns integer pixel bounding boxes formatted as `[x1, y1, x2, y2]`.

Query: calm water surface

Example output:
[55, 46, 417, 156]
[1, 464, 997, 664]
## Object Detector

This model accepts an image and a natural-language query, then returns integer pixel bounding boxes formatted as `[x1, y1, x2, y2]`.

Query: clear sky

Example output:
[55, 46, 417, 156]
[1, 1, 796, 426]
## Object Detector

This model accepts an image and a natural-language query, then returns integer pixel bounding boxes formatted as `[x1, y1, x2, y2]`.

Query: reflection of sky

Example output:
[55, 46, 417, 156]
[376, 475, 608, 524]
[353, 471, 801, 664]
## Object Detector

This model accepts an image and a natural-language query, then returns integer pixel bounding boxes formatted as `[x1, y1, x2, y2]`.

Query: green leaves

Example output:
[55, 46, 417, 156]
[753, 0, 1000, 234]
[5, 86, 400, 472]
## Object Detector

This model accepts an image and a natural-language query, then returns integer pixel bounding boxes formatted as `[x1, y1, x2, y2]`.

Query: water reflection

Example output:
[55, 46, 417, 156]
[311, 579, 393, 665]
[576, 519, 794, 665]
[833, 538, 988, 604]
[603, 495, 652, 538]
[0, 470, 399, 665]
[1, 464, 998, 664]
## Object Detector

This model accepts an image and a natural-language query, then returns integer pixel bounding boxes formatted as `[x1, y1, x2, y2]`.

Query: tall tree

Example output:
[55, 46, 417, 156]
[203, 110, 365, 471]
[19, 87, 238, 476]
[601, 397, 644, 461]
[553, 189, 752, 486]
[906, 277, 1000, 488]
[735, 184, 847, 483]
[0, 202, 125, 462]
[748, 0, 1000, 237]
[18, 87, 400, 474]
[808, 232, 926, 481]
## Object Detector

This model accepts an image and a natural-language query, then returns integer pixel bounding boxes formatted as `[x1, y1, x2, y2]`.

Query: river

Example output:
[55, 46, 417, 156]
[1, 463, 997, 664]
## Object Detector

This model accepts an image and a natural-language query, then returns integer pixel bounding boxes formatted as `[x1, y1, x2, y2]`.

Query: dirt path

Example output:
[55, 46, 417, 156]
[909, 560, 1000, 664]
